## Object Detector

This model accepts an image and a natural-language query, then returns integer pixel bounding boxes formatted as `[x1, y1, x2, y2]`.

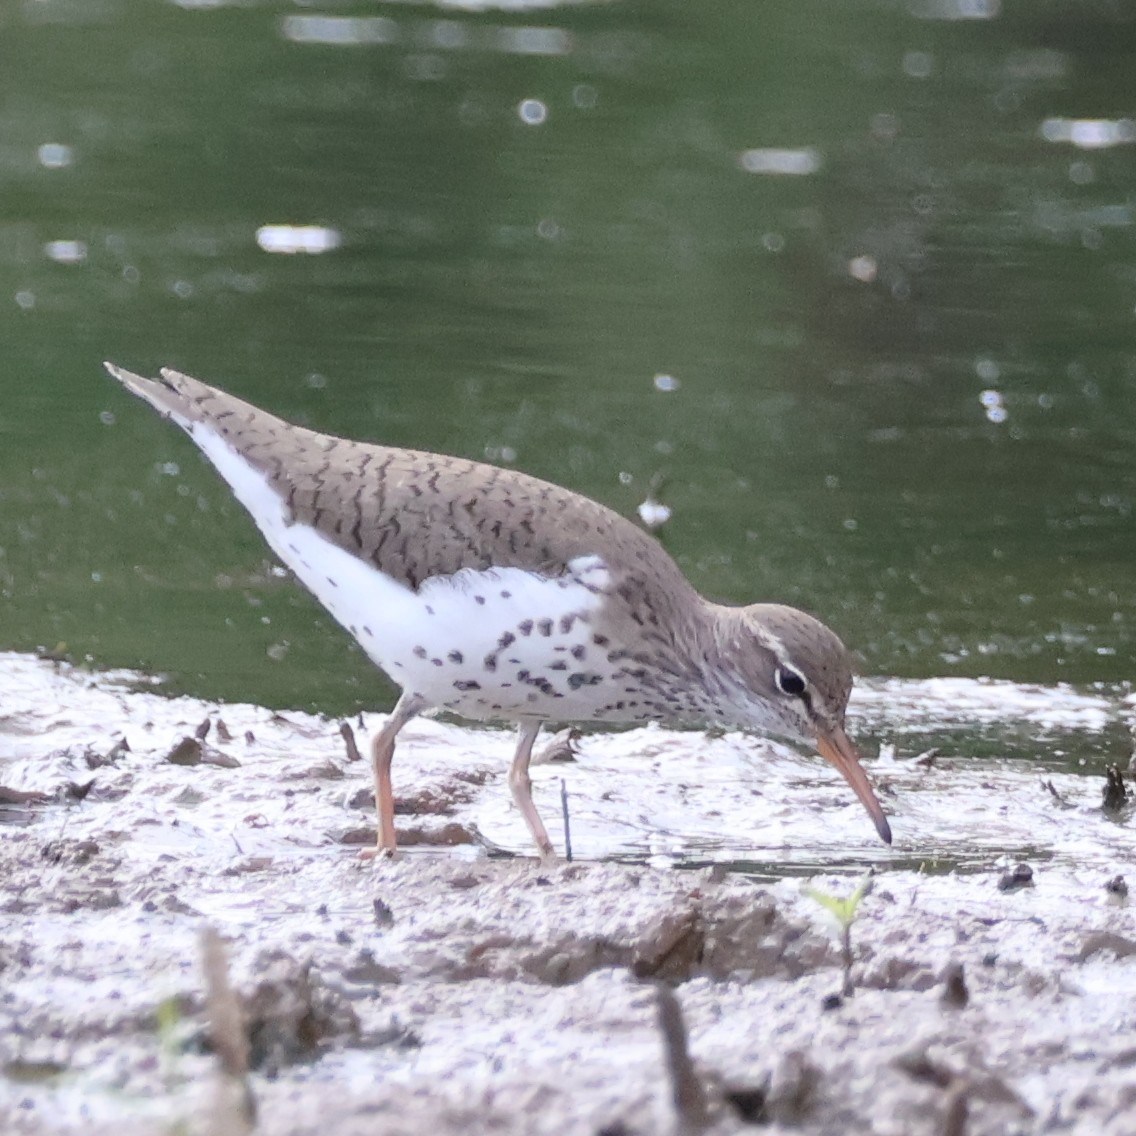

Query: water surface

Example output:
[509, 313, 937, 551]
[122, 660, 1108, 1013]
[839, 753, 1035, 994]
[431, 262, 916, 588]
[3, 0, 1135, 741]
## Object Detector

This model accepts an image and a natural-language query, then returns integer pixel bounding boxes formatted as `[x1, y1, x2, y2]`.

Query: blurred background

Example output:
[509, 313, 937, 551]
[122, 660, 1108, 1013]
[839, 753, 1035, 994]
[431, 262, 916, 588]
[2, 0, 1135, 716]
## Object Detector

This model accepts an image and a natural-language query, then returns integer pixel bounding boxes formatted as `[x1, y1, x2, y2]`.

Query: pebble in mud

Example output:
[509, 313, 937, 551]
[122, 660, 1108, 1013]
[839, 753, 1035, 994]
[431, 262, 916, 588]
[940, 961, 969, 1008]
[163, 734, 241, 769]
[998, 863, 1034, 892]
[65, 778, 95, 801]
[165, 736, 202, 765]
[89, 737, 130, 768]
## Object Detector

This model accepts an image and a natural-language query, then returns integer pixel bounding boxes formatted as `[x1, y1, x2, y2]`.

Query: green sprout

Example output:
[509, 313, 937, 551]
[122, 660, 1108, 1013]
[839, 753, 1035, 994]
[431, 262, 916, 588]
[804, 870, 874, 997]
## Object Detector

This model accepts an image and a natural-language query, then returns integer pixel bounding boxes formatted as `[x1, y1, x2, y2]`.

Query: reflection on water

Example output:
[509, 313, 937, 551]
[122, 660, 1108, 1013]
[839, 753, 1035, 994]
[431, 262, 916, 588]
[1, 0, 1134, 724]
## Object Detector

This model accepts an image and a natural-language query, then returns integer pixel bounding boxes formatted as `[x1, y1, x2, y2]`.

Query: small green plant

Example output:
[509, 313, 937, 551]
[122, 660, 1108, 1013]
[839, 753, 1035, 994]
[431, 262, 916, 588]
[804, 870, 873, 997]
[155, 996, 186, 1081]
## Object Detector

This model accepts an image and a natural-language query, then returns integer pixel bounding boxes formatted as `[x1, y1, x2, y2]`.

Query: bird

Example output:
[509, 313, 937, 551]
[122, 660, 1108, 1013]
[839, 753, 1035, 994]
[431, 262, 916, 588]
[104, 363, 892, 859]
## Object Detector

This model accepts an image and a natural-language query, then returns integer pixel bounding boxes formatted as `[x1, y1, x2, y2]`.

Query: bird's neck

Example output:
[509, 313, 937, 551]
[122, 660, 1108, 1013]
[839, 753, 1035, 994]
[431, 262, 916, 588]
[684, 602, 799, 736]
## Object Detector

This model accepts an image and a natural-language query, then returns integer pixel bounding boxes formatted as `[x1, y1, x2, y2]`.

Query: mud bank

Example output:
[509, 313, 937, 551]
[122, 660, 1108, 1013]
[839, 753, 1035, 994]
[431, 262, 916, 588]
[2, 653, 1136, 1135]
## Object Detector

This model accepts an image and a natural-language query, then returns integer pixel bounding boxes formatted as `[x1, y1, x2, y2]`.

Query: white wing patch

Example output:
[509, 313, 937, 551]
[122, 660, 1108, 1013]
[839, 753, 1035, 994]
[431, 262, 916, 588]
[181, 421, 615, 718]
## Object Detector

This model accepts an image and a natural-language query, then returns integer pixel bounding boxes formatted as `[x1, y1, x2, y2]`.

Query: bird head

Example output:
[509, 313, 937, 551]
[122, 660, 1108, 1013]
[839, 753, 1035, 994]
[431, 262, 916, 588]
[718, 603, 892, 845]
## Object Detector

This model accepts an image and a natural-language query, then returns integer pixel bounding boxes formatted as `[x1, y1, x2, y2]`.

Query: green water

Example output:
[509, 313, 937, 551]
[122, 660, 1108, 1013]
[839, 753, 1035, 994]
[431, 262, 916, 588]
[3, 0, 1135, 714]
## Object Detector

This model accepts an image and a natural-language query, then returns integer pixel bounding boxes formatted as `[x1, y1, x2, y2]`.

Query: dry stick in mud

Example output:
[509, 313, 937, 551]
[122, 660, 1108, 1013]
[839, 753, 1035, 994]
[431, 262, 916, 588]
[339, 721, 363, 763]
[560, 778, 573, 862]
[200, 926, 256, 1136]
[655, 983, 709, 1134]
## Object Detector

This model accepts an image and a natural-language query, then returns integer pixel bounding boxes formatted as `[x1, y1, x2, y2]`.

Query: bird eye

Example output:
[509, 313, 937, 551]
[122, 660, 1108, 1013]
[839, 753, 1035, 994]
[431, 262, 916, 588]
[775, 666, 807, 697]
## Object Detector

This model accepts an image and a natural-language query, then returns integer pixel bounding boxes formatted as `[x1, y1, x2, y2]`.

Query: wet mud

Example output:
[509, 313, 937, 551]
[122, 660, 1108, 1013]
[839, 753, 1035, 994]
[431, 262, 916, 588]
[2, 653, 1136, 1135]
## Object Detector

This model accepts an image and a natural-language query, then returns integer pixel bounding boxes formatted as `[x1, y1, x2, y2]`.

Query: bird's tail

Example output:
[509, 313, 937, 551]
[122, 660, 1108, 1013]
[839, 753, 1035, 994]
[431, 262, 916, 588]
[103, 362, 295, 441]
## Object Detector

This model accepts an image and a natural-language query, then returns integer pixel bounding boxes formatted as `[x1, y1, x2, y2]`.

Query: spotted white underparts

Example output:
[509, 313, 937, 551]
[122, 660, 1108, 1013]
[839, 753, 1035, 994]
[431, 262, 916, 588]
[188, 420, 671, 722]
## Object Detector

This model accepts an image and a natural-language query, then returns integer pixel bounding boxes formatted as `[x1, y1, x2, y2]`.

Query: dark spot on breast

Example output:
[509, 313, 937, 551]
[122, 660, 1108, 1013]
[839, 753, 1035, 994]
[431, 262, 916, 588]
[550, 661, 568, 671]
[454, 680, 481, 692]
[559, 615, 575, 634]
[500, 590, 512, 599]
[537, 619, 553, 637]
[484, 654, 498, 672]
[475, 595, 486, 605]
[593, 634, 610, 647]
[326, 577, 338, 588]
[498, 632, 516, 650]
[571, 645, 586, 661]
[518, 619, 534, 636]
[431, 658, 443, 667]
[413, 646, 427, 659]
[425, 604, 435, 615]
[448, 650, 464, 664]
[568, 672, 602, 690]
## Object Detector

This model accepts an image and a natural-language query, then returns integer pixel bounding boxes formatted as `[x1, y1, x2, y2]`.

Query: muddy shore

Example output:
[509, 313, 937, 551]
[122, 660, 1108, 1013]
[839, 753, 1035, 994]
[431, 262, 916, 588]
[2, 653, 1136, 1135]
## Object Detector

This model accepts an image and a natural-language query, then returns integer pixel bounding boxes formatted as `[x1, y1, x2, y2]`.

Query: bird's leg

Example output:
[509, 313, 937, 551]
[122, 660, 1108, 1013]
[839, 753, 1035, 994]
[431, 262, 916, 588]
[509, 719, 556, 862]
[363, 692, 426, 859]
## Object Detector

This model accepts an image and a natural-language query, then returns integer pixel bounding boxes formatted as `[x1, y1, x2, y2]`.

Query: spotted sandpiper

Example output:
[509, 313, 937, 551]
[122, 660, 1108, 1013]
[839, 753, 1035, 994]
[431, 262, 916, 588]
[104, 363, 892, 858]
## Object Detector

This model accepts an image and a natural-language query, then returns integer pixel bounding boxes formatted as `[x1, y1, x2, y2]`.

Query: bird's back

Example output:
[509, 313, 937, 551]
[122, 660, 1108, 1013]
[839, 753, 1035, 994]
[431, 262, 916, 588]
[107, 365, 697, 605]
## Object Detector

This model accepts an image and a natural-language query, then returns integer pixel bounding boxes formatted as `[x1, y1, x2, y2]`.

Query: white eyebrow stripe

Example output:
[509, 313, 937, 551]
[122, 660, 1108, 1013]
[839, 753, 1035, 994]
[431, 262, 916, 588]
[754, 625, 790, 664]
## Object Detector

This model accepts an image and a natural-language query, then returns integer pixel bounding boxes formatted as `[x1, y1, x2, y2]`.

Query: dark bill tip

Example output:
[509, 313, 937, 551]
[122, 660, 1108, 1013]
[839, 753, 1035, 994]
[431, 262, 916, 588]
[815, 727, 893, 846]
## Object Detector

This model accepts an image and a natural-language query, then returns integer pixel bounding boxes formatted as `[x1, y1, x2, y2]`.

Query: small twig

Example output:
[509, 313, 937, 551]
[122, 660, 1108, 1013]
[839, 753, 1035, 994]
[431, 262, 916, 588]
[1042, 778, 1071, 807]
[942, 1082, 969, 1136]
[1102, 764, 1127, 811]
[560, 778, 573, 862]
[655, 984, 708, 1134]
[339, 721, 363, 763]
[200, 926, 256, 1135]
[841, 923, 854, 997]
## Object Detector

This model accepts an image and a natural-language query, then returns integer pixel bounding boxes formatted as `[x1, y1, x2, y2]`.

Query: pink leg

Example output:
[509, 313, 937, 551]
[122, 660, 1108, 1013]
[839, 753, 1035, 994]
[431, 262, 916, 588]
[509, 719, 556, 862]
[364, 693, 425, 858]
